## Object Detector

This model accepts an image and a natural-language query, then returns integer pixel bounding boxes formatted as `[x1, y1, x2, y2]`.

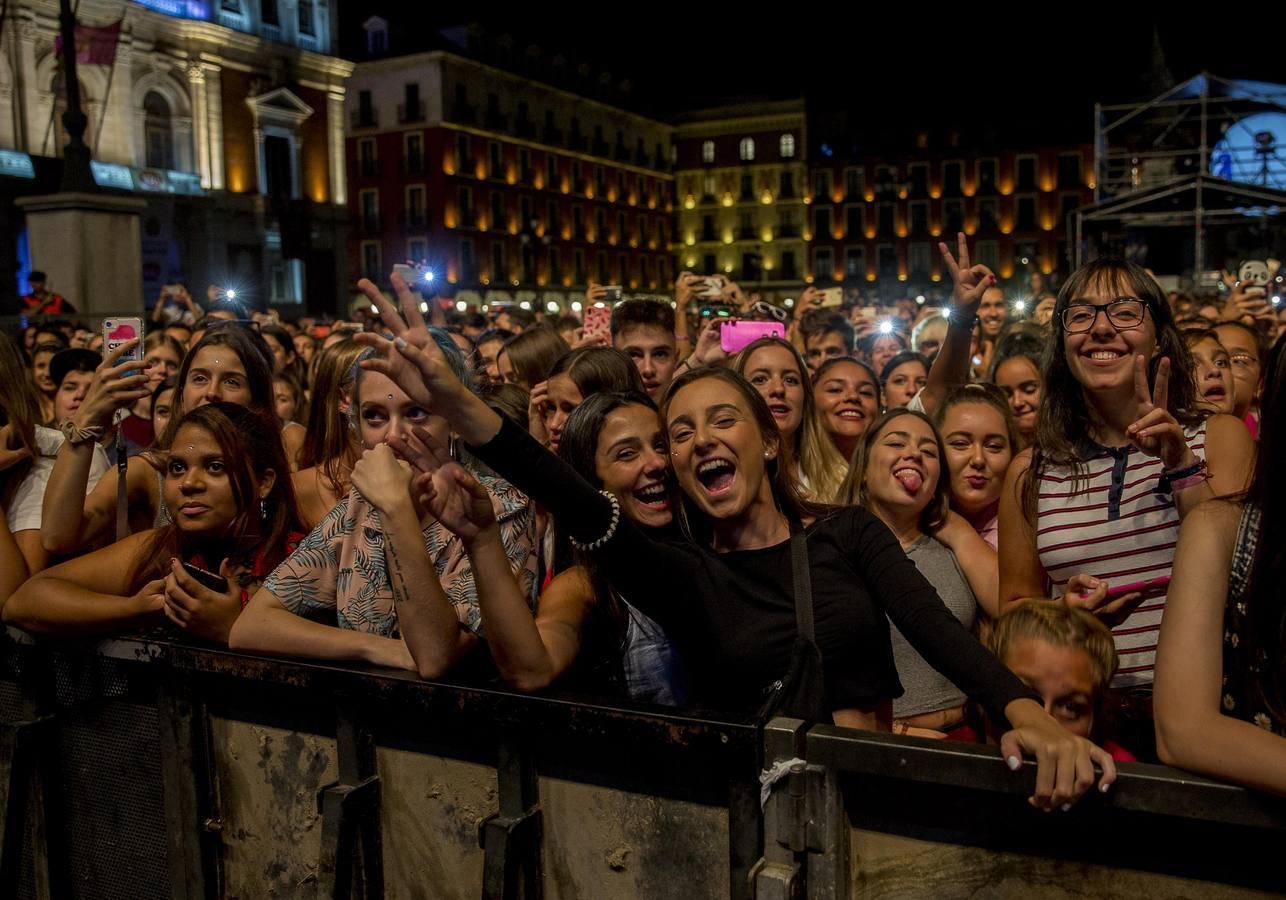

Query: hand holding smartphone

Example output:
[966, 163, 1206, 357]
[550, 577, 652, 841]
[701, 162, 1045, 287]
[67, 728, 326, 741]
[181, 561, 230, 594]
[582, 305, 612, 342]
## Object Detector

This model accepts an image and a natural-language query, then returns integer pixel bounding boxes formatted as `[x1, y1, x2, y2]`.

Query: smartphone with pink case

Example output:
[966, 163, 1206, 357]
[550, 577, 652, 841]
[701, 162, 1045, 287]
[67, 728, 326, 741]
[720, 320, 784, 354]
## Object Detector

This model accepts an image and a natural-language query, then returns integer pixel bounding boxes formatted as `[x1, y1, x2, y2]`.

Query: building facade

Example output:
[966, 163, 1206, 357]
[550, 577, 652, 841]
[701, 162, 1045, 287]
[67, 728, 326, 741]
[0, 0, 352, 311]
[345, 37, 675, 308]
[672, 101, 808, 296]
[805, 140, 1094, 296]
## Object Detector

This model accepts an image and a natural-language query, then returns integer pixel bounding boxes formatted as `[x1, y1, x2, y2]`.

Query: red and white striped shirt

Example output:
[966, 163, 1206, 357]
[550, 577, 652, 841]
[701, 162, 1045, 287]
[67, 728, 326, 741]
[1035, 423, 1207, 687]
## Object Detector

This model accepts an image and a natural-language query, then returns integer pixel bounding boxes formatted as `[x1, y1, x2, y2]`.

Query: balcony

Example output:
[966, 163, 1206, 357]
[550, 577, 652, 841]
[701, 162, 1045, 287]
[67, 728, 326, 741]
[397, 100, 425, 124]
[402, 154, 425, 176]
[358, 159, 380, 179]
[350, 108, 378, 129]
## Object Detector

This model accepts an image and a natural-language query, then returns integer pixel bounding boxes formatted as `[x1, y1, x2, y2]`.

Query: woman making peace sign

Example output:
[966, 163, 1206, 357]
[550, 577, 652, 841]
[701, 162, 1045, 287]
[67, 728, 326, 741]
[999, 260, 1253, 699]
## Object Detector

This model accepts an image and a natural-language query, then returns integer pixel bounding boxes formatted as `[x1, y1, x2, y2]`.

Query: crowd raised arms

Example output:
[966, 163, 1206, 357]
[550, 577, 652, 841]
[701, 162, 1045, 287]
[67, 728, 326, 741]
[2, 236, 1284, 812]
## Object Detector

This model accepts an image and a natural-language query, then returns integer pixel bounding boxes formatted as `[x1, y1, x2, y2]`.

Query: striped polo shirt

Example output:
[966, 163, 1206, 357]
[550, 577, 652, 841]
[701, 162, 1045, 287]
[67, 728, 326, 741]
[1034, 422, 1208, 688]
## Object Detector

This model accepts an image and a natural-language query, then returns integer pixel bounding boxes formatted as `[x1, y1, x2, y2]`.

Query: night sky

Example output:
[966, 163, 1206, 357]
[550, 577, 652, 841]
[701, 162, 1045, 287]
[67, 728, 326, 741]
[338, 9, 1284, 150]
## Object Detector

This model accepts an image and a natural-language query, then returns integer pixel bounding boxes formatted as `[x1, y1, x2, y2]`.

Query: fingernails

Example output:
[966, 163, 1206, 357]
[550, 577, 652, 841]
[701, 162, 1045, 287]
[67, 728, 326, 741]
[1006, 756, 1021, 771]
[393, 336, 408, 351]
[1088, 577, 1101, 588]
[1099, 781, 1111, 793]
[1061, 803, 1072, 812]
[1078, 591, 1090, 599]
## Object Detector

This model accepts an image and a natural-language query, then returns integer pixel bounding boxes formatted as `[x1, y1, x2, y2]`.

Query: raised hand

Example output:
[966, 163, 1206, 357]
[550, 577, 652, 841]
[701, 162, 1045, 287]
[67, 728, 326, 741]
[417, 462, 498, 546]
[938, 232, 996, 317]
[527, 381, 550, 445]
[1126, 356, 1192, 470]
[690, 317, 731, 368]
[76, 338, 152, 429]
[674, 271, 702, 310]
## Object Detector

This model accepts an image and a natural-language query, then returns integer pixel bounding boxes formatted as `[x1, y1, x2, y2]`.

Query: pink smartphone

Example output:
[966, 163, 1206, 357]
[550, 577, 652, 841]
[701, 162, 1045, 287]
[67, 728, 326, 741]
[583, 305, 612, 342]
[720, 320, 785, 354]
[1104, 575, 1170, 602]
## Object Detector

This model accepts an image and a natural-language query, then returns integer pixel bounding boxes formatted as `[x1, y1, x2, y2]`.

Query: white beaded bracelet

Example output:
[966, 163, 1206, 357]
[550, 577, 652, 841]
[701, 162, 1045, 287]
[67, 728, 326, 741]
[569, 491, 621, 551]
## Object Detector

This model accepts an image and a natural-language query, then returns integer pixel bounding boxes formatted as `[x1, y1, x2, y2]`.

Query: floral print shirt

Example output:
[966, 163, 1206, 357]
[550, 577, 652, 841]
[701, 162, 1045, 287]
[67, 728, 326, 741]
[263, 472, 538, 637]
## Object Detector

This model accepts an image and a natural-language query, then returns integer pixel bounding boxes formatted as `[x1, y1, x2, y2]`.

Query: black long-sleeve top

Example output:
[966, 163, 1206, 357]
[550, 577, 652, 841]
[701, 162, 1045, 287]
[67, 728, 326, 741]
[473, 418, 1037, 724]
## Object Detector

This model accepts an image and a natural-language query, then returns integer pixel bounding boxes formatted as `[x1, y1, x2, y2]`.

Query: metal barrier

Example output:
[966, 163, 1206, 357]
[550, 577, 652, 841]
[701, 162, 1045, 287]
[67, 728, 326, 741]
[0, 629, 1283, 899]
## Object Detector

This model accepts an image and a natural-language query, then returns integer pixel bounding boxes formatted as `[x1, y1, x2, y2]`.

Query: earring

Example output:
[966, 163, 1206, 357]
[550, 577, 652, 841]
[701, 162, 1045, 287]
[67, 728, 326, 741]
[260, 498, 267, 521]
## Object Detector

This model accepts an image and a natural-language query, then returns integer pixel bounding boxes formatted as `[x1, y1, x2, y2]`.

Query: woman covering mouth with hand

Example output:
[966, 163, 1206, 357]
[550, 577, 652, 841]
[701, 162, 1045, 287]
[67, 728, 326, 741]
[352, 273, 1121, 813]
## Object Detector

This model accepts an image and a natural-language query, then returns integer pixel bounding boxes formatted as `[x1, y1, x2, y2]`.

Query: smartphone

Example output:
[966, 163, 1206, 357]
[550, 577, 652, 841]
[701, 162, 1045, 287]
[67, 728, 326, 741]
[858, 306, 878, 319]
[583, 305, 612, 342]
[601, 285, 624, 303]
[698, 275, 726, 300]
[720, 320, 785, 354]
[817, 287, 844, 308]
[1103, 575, 1170, 602]
[102, 317, 144, 374]
[391, 263, 418, 285]
[181, 561, 229, 594]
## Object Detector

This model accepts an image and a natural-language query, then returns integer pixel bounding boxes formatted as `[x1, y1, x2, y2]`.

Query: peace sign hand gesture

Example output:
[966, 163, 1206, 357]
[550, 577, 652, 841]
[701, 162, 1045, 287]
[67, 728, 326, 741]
[1125, 355, 1194, 470]
[938, 232, 996, 317]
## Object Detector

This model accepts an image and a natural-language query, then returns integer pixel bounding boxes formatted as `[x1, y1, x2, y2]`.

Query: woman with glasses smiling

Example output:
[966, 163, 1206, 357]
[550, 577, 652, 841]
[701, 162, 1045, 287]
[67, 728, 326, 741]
[998, 260, 1253, 755]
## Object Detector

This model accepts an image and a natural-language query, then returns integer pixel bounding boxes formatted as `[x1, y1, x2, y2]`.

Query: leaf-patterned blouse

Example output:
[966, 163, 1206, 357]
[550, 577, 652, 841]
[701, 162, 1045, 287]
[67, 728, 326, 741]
[263, 472, 538, 637]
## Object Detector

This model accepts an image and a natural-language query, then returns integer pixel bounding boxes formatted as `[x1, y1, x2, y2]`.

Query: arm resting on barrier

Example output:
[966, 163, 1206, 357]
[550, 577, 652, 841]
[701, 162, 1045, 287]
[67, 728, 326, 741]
[231, 586, 417, 671]
[1155, 501, 1286, 797]
[3, 531, 164, 634]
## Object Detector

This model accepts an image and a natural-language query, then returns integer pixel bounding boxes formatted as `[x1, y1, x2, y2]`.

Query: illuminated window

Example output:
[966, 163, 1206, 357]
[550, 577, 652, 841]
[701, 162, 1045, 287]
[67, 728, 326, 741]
[702, 140, 715, 163]
[739, 137, 755, 162]
[779, 133, 795, 158]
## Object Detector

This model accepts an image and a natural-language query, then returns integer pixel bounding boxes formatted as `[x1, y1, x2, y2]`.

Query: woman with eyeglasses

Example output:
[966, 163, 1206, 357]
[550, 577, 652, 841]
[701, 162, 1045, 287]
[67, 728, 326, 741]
[998, 261, 1253, 736]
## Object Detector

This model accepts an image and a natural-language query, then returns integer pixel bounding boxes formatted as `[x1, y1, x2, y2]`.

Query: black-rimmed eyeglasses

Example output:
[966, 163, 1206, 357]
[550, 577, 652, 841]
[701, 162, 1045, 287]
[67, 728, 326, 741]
[1060, 298, 1148, 334]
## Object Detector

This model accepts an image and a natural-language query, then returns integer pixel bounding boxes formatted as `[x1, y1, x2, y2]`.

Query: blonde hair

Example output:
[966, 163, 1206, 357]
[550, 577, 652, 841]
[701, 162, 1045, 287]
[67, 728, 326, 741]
[731, 337, 848, 503]
[990, 600, 1119, 695]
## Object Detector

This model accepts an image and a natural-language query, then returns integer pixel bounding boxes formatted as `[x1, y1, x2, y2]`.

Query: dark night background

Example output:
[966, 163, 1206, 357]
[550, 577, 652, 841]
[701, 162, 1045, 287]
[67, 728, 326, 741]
[337, 9, 1283, 148]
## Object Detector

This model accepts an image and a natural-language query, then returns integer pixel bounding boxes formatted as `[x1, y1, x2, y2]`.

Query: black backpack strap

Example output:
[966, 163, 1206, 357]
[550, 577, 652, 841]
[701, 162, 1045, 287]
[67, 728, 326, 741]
[789, 531, 814, 642]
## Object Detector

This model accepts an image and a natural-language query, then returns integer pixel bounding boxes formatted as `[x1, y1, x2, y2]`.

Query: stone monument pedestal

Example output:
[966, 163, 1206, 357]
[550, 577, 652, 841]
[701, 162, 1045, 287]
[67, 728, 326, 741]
[16, 192, 147, 315]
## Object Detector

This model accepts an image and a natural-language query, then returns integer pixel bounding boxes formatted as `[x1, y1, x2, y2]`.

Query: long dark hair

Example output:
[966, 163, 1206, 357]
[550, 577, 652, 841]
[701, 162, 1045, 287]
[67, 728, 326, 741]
[659, 367, 832, 543]
[298, 338, 365, 491]
[1240, 337, 1286, 720]
[0, 332, 42, 509]
[546, 346, 644, 394]
[158, 326, 276, 450]
[137, 402, 300, 585]
[1023, 259, 1202, 519]
[558, 391, 663, 666]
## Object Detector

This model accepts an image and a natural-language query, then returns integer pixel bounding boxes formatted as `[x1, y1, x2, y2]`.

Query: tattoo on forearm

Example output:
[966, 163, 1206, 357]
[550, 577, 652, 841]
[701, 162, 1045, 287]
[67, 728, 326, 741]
[384, 532, 414, 608]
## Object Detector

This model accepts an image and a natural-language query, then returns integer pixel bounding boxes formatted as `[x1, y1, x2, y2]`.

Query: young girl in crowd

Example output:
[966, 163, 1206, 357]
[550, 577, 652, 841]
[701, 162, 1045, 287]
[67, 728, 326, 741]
[1, 333, 104, 580]
[1182, 328, 1236, 416]
[880, 350, 929, 410]
[5, 403, 300, 644]
[355, 278, 1118, 810]
[293, 338, 366, 528]
[811, 357, 880, 463]
[42, 324, 277, 552]
[840, 408, 999, 736]
[121, 332, 186, 449]
[1155, 339, 1286, 795]
[934, 385, 1018, 548]
[274, 369, 308, 467]
[408, 391, 685, 705]
[999, 260, 1254, 698]
[230, 329, 539, 680]
[30, 340, 62, 424]
[863, 329, 907, 377]
[731, 337, 847, 503]
[530, 347, 644, 451]
[1212, 321, 1265, 439]
[988, 331, 1044, 449]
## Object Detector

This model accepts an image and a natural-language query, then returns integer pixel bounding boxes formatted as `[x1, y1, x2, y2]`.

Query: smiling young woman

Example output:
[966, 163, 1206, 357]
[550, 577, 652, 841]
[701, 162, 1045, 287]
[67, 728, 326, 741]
[353, 276, 1122, 810]
[998, 260, 1254, 722]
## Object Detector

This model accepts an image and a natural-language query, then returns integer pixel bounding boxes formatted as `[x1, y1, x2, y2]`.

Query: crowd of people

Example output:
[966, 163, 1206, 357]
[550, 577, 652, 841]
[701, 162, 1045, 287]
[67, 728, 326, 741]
[2, 236, 1284, 810]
